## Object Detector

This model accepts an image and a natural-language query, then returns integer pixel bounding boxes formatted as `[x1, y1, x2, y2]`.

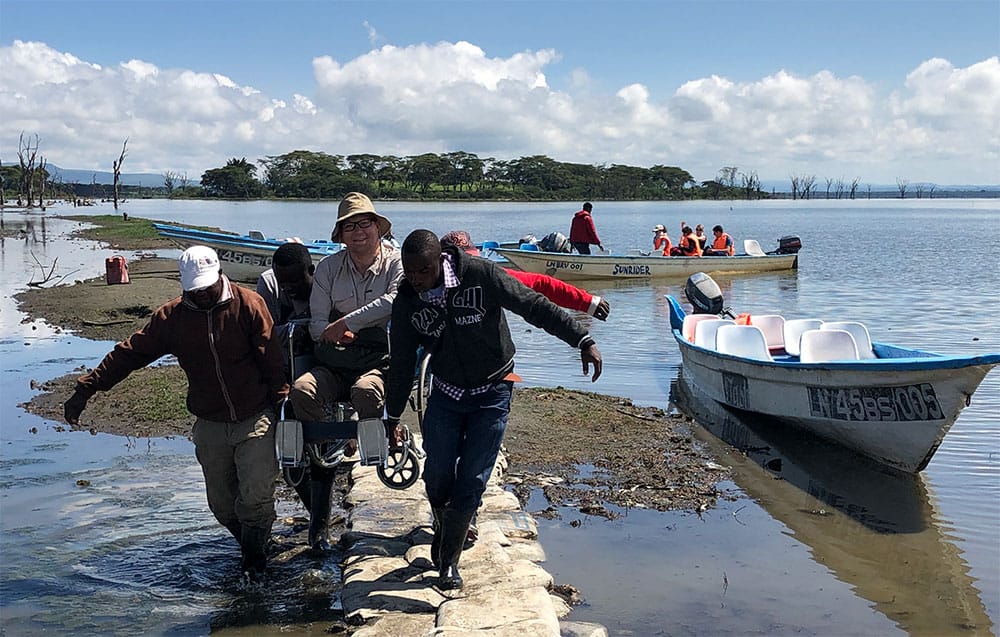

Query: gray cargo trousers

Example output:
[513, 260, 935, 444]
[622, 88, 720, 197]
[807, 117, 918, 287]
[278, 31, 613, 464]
[192, 408, 278, 532]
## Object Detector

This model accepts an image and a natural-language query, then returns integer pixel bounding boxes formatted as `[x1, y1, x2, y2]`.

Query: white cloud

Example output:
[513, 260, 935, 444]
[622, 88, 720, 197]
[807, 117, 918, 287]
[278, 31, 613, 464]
[0, 39, 996, 184]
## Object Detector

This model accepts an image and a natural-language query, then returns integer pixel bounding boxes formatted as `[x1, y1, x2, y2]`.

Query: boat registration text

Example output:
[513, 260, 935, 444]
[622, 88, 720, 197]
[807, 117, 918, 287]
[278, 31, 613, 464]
[217, 249, 272, 268]
[807, 384, 943, 422]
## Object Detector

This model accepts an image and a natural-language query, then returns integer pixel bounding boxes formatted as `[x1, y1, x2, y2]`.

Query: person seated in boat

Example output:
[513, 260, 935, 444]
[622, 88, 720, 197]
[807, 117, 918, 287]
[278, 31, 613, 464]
[673, 226, 703, 256]
[440, 230, 610, 320]
[703, 225, 735, 256]
[288, 192, 403, 550]
[652, 224, 672, 256]
[694, 224, 709, 252]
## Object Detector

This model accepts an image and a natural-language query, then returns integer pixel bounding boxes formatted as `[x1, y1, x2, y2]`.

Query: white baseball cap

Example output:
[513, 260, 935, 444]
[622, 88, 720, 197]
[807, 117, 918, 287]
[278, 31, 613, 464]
[178, 246, 221, 291]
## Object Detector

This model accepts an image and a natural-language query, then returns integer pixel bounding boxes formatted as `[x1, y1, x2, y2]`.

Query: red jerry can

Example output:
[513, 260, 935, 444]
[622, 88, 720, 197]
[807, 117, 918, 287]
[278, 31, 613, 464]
[105, 256, 130, 285]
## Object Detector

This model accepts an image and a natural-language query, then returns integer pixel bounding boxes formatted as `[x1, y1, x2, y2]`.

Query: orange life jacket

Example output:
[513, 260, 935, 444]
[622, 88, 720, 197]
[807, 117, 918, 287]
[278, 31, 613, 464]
[654, 234, 672, 256]
[712, 233, 735, 256]
[680, 235, 702, 256]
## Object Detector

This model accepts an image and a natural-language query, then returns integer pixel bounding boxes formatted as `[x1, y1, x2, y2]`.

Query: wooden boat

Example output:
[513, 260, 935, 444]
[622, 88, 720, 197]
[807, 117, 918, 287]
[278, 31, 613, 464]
[665, 278, 1000, 473]
[154, 223, 342, 282]
[493, 237, 798, 281]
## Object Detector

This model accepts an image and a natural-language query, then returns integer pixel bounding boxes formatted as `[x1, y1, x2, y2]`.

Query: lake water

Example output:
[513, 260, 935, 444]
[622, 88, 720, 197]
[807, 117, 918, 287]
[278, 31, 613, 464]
[1, 199, 998, 636]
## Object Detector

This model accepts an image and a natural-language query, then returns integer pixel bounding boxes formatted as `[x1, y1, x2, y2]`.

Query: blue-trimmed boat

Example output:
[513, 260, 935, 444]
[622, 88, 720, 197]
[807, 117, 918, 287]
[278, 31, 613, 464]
[154, 223, 343, 281]
[665, 277, 1000, 473]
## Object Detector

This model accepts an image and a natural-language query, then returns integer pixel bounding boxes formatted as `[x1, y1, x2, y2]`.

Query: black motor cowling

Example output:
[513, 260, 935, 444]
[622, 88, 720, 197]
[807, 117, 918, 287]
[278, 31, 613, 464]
[538, 231, 571, 253]
[684, 272, 725, 315]
[773, 235, 802, 254]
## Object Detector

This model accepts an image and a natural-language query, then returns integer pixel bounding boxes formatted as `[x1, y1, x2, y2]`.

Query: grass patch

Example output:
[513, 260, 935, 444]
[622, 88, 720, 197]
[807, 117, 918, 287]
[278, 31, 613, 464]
[62, 215, 227, 250]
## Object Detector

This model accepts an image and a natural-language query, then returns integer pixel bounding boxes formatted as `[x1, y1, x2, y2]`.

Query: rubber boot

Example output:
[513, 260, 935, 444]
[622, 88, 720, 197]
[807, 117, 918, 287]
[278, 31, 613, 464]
[240, 525, 271, 580]
[437, 508, 475, 590]
[430, 507, 446, 569]
[307, 475, 334, 551]
[464, 511, 478, 549]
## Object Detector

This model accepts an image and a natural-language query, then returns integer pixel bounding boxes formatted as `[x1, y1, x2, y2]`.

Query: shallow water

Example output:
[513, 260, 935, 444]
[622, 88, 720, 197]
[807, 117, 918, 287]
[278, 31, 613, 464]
[1, 200, 998, 635]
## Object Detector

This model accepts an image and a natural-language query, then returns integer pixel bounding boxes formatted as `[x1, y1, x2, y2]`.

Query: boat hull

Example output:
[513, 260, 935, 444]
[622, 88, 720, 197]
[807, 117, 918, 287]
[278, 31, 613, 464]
[666, 296, 1000, 473]
[154, 224, 341, 282]
[495, 248, 797, 280]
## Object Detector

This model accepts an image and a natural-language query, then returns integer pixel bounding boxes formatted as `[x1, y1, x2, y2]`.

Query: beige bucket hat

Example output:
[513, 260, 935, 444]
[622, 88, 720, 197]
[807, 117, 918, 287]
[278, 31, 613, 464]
[331, 192, 392, 242]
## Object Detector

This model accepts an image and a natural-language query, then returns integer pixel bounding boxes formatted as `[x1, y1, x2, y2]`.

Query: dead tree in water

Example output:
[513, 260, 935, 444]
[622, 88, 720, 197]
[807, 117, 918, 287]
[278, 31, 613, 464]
[37, 157, 47, 210]
[18, 132, 40, 207]
[113, 138, 129, 219]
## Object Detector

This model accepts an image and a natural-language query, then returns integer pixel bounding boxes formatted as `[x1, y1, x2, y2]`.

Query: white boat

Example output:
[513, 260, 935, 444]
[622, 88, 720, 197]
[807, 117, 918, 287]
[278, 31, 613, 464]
[493, 237, 799, 281]
[665, 275, 1000, 473]
[154, 223, 342, 282]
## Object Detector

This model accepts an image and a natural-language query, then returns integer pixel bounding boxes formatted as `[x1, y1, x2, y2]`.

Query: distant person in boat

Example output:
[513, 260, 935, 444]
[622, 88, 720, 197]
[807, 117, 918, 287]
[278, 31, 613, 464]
[674, 225, 703, 257]
[694, 224, 709, 252]
[569, 202, 604, 255]
[62, 246, 288, 580]
[288, 192, 403, 548]
[384, 229, 603, 590]
[652, 224, 672, 256]
[703, 225, 735, 256]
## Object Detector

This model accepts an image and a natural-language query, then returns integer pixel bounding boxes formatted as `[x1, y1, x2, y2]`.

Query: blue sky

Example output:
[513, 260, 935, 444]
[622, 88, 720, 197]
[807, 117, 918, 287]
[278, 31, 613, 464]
[2, 0, 998, 185]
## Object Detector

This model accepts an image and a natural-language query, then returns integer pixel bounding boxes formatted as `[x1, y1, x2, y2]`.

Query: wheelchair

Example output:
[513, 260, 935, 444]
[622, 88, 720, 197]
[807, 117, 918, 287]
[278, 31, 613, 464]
[274, 320, 428, 492]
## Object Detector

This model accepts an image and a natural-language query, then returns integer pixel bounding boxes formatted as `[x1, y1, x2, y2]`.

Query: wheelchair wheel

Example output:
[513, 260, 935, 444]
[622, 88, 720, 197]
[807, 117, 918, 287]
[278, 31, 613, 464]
[377, 446, 421, 490]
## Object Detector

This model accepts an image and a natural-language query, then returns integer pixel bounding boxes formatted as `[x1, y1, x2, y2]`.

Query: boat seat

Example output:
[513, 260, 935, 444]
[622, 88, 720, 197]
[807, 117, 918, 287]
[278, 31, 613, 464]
[800, 329, 860, 362]
[520, 243, 540, 251]
[783, 319, 824, 357]
[821, 321, 875, 359]
[744, 239, 766, 257]
[694, 318, 735, 349]
[248, 230, 266, 240]
[682, 314, 720, 342]
[716, 325, 772, 360]
[481, 240, 500, 250]
[750, 314, 785, 352]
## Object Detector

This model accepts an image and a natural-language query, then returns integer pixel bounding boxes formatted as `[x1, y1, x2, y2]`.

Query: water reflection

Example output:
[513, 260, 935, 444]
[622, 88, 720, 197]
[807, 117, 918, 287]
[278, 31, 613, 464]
[671, 373, 992, 636]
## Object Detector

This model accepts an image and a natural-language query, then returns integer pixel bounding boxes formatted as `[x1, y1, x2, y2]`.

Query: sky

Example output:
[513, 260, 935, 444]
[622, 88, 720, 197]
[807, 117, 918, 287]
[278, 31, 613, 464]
[1, 0, 998, 186]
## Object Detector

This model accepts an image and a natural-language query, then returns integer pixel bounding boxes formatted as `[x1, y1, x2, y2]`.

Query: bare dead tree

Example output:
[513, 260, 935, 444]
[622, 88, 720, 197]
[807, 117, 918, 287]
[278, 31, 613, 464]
[928, 184, 937, 199]
[824, 177, 834, 199]
[0, 158, 5, 207]
[718, 166, 738, 188]
[740, 170, 759, 200]
[801, 175, 816, 199]
[914, 183, 925, 199]
[896, 177, 909, 199]
[866, 183, 872, 199]
[163, 170, 177, 194]
[180, 171, 189, 191]
[113, 138, 129, 218]
[37, 156, 47, 209]
[18, 132, 41, 207]
[789, 174, 800, 200]
[849, 177, 860, 200]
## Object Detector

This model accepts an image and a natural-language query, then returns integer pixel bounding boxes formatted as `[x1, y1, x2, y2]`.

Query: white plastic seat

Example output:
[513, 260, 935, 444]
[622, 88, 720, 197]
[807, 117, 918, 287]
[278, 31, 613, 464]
[750, 314, 785, 352]
[682, 314, 719, 342]
[783, 319, 824, 357]
[694, 318, 735, 349]
[821, 321, 875, 359]
[715, 325, 772, 360]
[800, 329, 860, 363]
[744, 239, 766, 256]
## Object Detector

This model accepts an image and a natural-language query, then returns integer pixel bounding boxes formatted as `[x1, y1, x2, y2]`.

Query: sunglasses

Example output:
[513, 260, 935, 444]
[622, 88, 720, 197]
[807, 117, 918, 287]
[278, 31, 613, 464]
[340, 218, 376, 233]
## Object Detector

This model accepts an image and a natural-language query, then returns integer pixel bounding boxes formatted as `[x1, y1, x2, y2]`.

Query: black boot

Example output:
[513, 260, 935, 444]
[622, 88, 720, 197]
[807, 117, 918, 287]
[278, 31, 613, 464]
[307, 475, 334, 551]
[430, 507, 446, 569]
[240, 525, 271, 580]
[224, 521, 242, 542]
[438, 508, 475, 590]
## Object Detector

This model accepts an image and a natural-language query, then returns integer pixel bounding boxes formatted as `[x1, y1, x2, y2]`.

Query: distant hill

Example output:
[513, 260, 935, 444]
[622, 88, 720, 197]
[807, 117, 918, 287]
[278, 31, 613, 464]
[47, 164, 198, 187]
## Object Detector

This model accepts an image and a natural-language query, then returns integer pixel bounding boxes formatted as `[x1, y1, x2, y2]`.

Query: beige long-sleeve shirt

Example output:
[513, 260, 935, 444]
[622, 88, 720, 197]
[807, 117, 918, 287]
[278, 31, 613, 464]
[308, 246, 403, 342]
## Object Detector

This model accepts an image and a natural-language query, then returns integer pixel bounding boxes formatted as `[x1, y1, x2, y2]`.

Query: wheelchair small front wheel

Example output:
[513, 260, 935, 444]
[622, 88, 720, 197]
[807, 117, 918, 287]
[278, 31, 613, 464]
[377, 446, 421, 490]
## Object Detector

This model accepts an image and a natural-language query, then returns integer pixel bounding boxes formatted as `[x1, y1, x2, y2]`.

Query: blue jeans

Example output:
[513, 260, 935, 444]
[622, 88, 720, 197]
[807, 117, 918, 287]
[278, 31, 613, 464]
[421, 381, 513, 513]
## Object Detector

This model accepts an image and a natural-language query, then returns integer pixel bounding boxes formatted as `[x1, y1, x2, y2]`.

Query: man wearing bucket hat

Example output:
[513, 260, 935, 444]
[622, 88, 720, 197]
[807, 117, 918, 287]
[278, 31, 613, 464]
[63, 246, 288, 580]
[288, 193, 403, 548]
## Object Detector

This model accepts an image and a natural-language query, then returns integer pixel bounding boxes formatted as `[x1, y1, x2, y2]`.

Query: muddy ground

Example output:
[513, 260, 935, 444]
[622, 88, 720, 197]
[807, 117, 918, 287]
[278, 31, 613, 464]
[16, 222, 731, 516]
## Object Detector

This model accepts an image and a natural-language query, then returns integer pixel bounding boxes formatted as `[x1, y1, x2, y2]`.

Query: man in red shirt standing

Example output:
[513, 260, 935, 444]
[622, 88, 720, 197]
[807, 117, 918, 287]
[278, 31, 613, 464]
[569, 202, 603, 254]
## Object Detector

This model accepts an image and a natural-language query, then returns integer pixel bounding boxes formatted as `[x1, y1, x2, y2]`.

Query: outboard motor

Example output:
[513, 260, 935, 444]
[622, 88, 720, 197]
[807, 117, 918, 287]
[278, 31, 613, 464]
[772, 235, 802, 255]
[518, 233, 538, 247]
[538, 231, 571, 253]
[684, 272, 725, 315]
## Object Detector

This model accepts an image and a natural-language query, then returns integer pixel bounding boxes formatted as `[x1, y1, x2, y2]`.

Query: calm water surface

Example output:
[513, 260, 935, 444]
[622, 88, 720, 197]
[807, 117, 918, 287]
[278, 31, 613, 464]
[1, 199, 997, 635]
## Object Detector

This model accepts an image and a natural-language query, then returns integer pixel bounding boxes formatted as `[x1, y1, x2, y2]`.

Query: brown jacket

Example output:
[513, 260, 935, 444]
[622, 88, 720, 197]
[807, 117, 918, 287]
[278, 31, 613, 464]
[76, 278, 288, 422]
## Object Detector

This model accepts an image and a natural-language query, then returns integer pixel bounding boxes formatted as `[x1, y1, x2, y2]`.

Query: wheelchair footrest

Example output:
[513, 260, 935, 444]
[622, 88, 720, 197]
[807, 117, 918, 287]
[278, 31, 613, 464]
[275, 419, 304, 468]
